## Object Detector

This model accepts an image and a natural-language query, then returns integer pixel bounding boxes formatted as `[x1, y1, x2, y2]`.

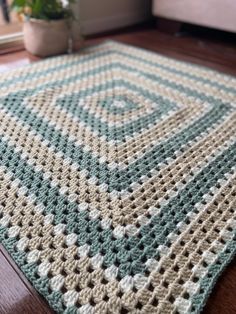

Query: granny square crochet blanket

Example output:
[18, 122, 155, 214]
[0, 41, 236, 314]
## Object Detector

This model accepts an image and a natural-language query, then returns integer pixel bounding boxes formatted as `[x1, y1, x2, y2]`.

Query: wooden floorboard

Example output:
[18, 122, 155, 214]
[0, 24, 235, 314]
[0, 245, 54, 314]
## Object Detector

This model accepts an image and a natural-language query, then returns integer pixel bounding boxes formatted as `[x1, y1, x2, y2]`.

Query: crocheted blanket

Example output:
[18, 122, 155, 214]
[0, 41, 235, 314]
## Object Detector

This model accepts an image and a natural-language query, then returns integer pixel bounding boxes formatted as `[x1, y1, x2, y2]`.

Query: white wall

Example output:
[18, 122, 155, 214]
[72, 0, 152, 36]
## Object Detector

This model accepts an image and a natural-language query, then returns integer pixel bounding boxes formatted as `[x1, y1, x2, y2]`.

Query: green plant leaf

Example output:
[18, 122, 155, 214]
[11, 0, 76, 20]
[32, 0, 43, 17]
[11, 0, 27, 9]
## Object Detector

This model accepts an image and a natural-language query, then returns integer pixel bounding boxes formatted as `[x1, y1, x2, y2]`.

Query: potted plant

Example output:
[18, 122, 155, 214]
[11, 0, 75, 57]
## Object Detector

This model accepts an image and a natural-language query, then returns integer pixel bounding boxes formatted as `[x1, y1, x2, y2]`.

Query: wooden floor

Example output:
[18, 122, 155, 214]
[1, 23, 236, 75]
[0, 24, 236, 314]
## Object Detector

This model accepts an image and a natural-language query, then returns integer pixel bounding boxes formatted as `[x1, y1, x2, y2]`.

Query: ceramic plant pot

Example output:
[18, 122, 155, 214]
[23, 18, 70, 57]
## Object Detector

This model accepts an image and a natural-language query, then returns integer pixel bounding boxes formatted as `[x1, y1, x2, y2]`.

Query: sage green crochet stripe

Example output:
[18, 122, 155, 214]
[0, 42, 235, 314]
[0, 225, 65, 313]
[1, 84, 177, 141]
[0, 93, 231, 191]
[56, 93, 177, 140]
[191, 234, 236, 314]
[1, 47, 113, 88]
[2, 41, 235, 95]
[55, 77, 233, 137]
[110, 104, 231, 192]
[0, 92, 231, 187]
[55, 81, 176, 119]
[1, 63, 232, 114]
[113, 46, 236, 94]
[98, 95, 140, 114]
[0, 136, 235, 278]
[115, 64, 234, 105]
[53, 80, 147, 117]
[57, 91, 169, 118]
[1, 224, 235, 314]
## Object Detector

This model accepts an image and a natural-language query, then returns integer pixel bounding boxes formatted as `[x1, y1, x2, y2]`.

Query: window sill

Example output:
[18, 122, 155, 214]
[0, 32, 24, 55]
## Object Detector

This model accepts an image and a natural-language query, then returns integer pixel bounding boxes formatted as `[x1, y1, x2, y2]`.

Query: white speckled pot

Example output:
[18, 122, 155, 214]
[23, 18, 69, 57]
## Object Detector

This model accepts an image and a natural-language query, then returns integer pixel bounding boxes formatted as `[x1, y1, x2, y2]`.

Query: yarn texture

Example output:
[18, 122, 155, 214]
[0, 41, 235, 314]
